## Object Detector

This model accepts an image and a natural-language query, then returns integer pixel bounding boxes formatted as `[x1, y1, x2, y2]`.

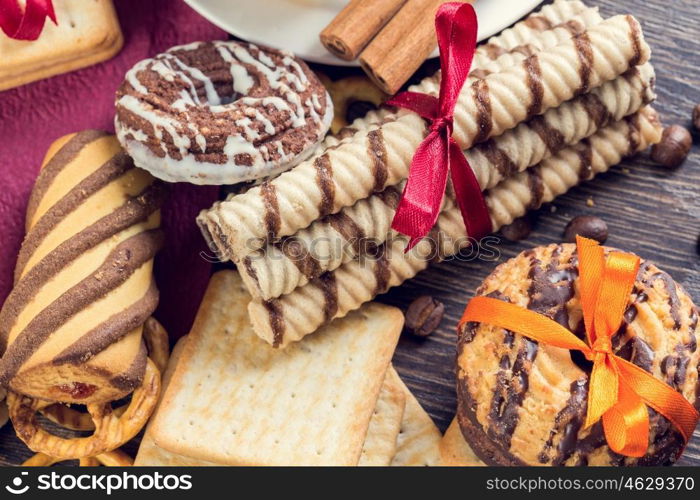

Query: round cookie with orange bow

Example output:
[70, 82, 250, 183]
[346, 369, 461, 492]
[456, 241, 700, 466]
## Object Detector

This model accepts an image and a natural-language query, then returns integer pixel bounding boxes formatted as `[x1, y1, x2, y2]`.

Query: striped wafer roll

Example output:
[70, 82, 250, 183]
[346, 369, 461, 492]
[200, 15, 649, 263]
[239, 64, 655, 300]
[248, 107, 662, 347]
[0, 131, 167, 404]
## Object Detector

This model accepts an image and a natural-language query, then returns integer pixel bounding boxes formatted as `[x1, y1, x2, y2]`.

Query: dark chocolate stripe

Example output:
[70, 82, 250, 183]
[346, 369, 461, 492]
[479, 140, 518, 179]
[278, 237, 322, 280]
[0, 183, 167, 353]
[109, 340, 147, 391]
[314, 154, 335, 216]
[482, 43, 507, 60]
[573, 32, 593, 96]
[625, 113, 641, 155]
[538, 378, 587, 465]
[15, 152, 136, 281]
[0, 230, 164, 386]
[529, 115, 566, 154]
[577, 139, 594, 181]
[526, 166, 544, 210]
[53, 281, 159, 366]
[626, 15, 643, 67]
[264, 299, 285, 348]
[372, 249, 391, 296]
[469, 68, 492, 80]
[367, 129, 388, 192]
[472, 79, 492, 144]
[25, 130, 108, 225]
[375, 185, 401, 209]
[242, 256, 259, 286]
[523, 14, 553, 31]
[329, 212, 366, 256]
[512, 44, 538, 58]
[260, 181, 281, 241]
[314, 272, 338, 323]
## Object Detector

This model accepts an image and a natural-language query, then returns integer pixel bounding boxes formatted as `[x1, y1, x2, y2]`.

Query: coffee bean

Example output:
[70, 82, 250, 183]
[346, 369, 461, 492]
[346, 100, 378, 124]
[563, 215, 608, 244]
[500, 216, 532, 242]
[693, 104, 700, 131]
[651, 125, 692, 168]
[404, 296, 445, 337]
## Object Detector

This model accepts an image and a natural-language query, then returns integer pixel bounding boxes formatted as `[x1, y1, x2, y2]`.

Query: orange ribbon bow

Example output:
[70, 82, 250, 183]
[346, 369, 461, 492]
[459, 236, 699, 458]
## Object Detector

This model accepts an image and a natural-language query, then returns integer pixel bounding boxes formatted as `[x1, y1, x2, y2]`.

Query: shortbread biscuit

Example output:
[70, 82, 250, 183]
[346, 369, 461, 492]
[247, 108, 662, 346]
[149, 271, 402, 465]
[199, 15, 649, 262]
[0, 0, 123, 91]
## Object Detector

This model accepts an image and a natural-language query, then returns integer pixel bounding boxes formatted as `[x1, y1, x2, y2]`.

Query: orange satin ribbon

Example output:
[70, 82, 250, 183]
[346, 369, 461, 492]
[459, 236, 699, 458]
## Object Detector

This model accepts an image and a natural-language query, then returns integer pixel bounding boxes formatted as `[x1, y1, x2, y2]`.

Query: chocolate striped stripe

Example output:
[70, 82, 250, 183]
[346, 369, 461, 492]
[15, 151, 136, 281]
[53, 280, 159, 367]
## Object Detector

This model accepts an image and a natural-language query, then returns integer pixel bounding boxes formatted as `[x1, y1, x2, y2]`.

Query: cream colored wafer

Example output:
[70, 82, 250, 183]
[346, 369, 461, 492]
[0, 0, 123, 91]
[439, 418, 485, 466]
[389, 367, 443, 466]
[358, 370, 406, 466]
[200, 15, 648, 263]
[240, 64, 653, 301]
[248, 108, 662, 347]
[137, 340, 407, 466]
[148, 271, 402, 465]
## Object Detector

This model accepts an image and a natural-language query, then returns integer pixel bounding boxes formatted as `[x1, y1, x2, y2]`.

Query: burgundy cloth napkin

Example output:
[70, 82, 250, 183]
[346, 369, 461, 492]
[0, 0, 226, 339]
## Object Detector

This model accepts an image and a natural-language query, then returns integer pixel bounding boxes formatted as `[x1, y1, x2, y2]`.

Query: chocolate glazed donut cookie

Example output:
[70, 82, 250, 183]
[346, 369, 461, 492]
[115, 41, 333, 185]
[457, 243, 700, 466]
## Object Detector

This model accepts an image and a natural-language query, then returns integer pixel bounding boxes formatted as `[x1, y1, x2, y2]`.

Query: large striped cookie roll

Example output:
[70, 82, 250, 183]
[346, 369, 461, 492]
[0, 131, 167, 405]
[200, 15, 649, 262]
[239, 64, 655, 301]
[248, 108, 663, 347]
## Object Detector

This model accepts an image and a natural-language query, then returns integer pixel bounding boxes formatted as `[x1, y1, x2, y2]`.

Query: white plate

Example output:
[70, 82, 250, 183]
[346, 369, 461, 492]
[184, 0, 544, 66]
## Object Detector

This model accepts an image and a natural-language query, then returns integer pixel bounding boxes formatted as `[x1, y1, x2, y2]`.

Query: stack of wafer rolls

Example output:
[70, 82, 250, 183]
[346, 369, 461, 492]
[198, 1, 664, 348]
[0, 131, 167, 405]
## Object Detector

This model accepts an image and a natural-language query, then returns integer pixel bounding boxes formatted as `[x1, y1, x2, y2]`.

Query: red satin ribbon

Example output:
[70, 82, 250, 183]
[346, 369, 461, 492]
[385, 2, 490, 251]
[0, 0, 56, 41]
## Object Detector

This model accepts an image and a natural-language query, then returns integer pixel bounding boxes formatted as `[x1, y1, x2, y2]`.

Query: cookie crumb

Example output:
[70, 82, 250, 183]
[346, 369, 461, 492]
[586, 197, 595, 207]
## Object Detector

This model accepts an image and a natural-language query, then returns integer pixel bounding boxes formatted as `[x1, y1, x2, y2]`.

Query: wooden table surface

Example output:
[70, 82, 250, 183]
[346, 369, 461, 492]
[1, 0, 699, 466]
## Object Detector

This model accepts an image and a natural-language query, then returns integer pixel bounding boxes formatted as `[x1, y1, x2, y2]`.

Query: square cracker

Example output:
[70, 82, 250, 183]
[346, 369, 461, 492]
[389, 368, 443, 466]
[150, 270, 403, 466]
[0, 0, 123, 91]
[439, 418, 485, 466]
[358, 370, 406, 466]
[137, 339, 405, 466]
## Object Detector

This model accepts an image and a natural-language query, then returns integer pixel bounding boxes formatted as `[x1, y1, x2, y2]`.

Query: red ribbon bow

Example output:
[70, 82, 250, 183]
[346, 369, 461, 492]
[0, 0, 56, 41]
[386, 2, 490, 250]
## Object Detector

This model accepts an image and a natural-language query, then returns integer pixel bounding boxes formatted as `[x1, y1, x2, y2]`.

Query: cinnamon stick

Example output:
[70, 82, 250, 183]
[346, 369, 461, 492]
[320, 0, 408, 61]
[359, 0, 471, 94]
